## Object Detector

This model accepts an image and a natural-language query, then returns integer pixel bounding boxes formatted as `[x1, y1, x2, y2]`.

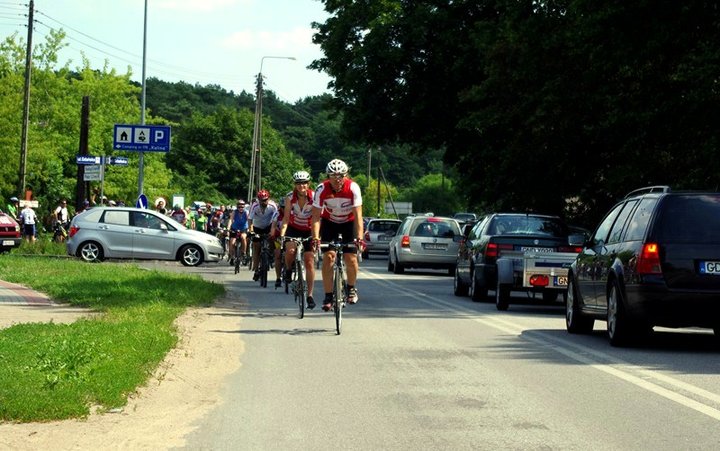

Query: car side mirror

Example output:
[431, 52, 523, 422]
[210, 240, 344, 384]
[159, 223, 168, 232]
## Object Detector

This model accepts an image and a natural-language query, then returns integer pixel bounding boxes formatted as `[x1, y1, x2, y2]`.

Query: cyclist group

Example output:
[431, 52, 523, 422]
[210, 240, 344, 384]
[227, 158, 364, 313]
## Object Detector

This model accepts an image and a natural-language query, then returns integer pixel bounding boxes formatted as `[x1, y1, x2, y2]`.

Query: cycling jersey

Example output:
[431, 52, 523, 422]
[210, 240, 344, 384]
[287, 189, 314, 231]
[230, 208, 249, 231]
[313, 178, 362, 223]
[249, 200, 278, 229]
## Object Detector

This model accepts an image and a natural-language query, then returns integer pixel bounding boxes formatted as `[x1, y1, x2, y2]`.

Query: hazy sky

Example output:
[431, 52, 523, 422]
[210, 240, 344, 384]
[0, 0, 333, 102]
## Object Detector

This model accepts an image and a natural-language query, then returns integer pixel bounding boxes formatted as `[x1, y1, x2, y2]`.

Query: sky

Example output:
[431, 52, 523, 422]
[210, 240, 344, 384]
[0, 0, 333, 102]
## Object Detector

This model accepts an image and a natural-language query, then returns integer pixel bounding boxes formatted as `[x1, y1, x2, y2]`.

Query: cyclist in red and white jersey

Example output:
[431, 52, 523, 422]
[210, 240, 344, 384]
[278, 170, 317, 309]
[249, 189, 278, 281]
[311, 159, 364, 311]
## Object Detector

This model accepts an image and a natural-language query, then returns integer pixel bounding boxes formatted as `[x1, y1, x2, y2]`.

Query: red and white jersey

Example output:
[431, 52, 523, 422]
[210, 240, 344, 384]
[287, 189, 314, 231]
[312, 178, 362, 224]
[248, 199, 278, 229]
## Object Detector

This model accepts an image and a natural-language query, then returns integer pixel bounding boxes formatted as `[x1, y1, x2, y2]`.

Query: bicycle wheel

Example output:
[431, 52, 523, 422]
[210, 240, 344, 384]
[234, 242, 241, 274]
[295, 261, 305, 319]
[260, 250, 269, 288]
[334, 267, 344, 335]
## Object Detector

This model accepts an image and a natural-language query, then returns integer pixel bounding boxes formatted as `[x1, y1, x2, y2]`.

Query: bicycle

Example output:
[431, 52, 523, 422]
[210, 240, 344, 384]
[252, 232, 273, 288]
[281, 237, 310, 318]
[320, 235, 359, 335]
[231, 230, 248, 275]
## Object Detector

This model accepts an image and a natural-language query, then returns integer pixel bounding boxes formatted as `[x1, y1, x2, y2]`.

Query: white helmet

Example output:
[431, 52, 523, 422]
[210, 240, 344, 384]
[293, 170, 311, 183]
[326, 159, 349, 175]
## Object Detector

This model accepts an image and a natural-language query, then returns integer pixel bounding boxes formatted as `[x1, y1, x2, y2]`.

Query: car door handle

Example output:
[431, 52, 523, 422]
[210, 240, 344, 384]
[99, 225, 109, 230]
[135, 229, 146, 233]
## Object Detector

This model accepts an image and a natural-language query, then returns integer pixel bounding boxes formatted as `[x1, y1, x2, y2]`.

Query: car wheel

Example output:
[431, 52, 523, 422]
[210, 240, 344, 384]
[470, 270, 487, 302]
[78, 241, 103, 263]
[565, 276, 594, 334]
[607, 280, 646, 346]
[393, 251, 404, 274]
[180, 245, 204, 267]
[387, 254, 395, 272]
[496, 282, 510, 311]
[454, 266, 469, 297]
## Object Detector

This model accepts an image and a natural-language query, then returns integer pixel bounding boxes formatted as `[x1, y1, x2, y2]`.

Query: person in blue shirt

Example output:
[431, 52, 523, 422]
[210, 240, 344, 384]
[227, 199, 249, 265]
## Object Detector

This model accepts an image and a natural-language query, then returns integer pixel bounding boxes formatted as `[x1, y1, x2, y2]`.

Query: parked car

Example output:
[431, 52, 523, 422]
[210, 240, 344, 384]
[565, 186, 720, 346]
[387, 215, 462, 275]
[363, 218, 402, 259]
[66, 206, 224, 266]
[454, 213, 583, 306]
[453, 212, 478, 228]
[0, 212, 22, 252]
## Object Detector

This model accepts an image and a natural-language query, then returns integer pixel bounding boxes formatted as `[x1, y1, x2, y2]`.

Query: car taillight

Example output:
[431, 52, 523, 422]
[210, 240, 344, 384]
[529, 275, 549, 287]
[69, 226, 79, 238]
[636, 242, 661, 274]
[364, 231, 370, 241]
[558, 246, 583, 253]
[401, 235, 410, 247]
[486, 242, 513, 258]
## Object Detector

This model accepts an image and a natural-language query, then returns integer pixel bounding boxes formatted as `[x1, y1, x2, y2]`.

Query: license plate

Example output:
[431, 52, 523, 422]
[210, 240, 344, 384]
[699, 261, 720, 275]
[522, 247, 555, 253]
[554, 276, 568, 286]
[2, 240, 14, 246]
[424, 243, 447, 250]
[378, 235, 391, 241]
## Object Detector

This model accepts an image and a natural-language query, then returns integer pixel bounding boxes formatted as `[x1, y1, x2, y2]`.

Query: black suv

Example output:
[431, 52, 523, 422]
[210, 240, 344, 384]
[565, 186, 720, 346]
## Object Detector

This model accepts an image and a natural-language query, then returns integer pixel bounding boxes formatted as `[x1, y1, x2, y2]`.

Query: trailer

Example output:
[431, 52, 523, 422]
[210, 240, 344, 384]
[495, 250, 578, 310]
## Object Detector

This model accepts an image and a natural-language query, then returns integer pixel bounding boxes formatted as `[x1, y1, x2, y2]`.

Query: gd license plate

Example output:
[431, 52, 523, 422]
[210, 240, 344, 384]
[424, 243, 447, 250]
[554, 276, 568, 286]
[2, 240, 14, 246]
[699, 261, 720, 275]
[378, 235, 391, 241]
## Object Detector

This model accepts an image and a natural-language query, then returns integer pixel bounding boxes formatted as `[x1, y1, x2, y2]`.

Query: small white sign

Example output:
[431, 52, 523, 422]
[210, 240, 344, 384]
[84, 164, 104, 181]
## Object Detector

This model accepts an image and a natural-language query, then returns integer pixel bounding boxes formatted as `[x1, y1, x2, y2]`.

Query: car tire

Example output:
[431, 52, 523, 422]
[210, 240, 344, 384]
[496, 282, 510, 311]
[78, 241, 103, 263]
[470, 271, 487, 302]
[387, 255, 394, 272]
[180, 244, 204, 267]
[565, 276, 594, 334]
[393, 251, 404, 274]
[454, 266, 469, 297]
[607, 279, 639, 346]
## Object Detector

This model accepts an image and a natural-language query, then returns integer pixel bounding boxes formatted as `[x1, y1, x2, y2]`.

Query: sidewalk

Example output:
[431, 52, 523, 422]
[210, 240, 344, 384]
[0, 280, 95, 329]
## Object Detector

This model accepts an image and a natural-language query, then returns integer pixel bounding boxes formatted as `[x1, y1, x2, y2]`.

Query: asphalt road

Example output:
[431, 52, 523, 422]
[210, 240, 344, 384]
[161, 256, 720, 450]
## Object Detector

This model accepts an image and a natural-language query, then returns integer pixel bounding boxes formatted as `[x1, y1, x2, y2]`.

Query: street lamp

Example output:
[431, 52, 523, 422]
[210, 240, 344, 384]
[247, 56, 295, 202]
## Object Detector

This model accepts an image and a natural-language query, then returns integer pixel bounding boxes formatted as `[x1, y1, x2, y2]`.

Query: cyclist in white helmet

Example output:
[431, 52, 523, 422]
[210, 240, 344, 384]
[311, 159, 364, 311]
[278, 170, 317, 308]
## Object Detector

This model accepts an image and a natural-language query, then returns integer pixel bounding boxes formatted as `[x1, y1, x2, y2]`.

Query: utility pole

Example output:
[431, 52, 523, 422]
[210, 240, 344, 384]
[366, 148, 371, 193]
[18, 0, 34, 196]
[75, 96, 90, 210]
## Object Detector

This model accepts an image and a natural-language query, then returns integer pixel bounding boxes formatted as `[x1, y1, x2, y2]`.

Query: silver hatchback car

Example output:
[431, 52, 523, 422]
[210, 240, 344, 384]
[363, 218, 402, 259]
[66, 207, 223, 266]
[387, 215, 462, 275]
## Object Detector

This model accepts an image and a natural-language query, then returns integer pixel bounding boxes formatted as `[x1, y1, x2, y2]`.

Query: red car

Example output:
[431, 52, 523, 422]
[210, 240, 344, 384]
[0, 212, 22, 252]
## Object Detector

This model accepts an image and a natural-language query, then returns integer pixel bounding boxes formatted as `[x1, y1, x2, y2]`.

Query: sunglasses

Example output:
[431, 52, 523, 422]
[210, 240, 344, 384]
[328, 174, 345, 179]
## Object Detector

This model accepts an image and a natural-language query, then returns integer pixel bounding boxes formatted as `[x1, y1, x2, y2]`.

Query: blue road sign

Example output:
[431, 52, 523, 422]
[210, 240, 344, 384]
[76, 155, 102, 165]
[136, 194, 148, 209]
[113, 124, 171, 152]
[108, 156, 129, 166]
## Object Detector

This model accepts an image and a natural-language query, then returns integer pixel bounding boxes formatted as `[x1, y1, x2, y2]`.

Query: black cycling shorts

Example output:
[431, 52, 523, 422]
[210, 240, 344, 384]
[284, 225, 314, 250]
[319, 220, 355, 253]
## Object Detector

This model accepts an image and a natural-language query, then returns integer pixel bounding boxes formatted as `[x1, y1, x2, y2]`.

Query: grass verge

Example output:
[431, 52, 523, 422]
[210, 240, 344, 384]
[0, 255, 225, 422]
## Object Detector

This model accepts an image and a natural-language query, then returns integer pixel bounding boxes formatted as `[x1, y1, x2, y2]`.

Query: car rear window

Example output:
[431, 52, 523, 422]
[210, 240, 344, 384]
[369, 221, 400, 233]
[654, 194, 720, 243]
[411, 219, 459, 238]
[489, 216, 568, 237]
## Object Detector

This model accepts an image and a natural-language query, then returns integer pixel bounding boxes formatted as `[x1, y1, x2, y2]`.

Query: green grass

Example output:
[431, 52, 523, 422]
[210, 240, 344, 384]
[0, 255, 225, 422]
[9, 238, 67, 256]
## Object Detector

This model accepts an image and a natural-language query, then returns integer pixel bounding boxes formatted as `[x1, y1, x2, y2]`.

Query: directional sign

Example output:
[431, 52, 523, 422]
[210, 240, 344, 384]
[113, 124, 171, 152]
[108, 156, 129, 166]
[76, 155, 102, 165]
[83, 164, 104, 181]
[136, 194, 148, 209]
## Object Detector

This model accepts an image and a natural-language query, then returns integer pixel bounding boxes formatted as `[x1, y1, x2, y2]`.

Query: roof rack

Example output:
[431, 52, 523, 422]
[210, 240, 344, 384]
[624, 186, 671, 199]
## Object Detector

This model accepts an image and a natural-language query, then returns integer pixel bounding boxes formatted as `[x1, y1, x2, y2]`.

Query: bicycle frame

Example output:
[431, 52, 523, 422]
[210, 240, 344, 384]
[321, 238, 357, 335]
[282, 237, 308, 319]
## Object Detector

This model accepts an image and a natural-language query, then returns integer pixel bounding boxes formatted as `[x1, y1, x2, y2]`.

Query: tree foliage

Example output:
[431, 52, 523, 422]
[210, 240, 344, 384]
[311, 0, 720, 227]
